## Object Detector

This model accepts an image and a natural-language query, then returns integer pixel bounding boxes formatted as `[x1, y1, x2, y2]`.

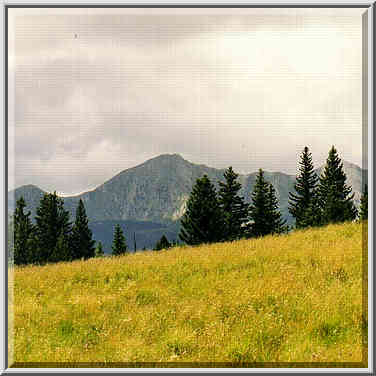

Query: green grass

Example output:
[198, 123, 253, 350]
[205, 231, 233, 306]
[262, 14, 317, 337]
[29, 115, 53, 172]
[10, 221, 367, 366]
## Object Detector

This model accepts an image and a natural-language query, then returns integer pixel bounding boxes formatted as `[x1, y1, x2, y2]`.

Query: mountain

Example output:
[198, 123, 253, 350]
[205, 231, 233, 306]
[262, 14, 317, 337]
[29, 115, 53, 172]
[8, 184, 44, 220]
[88, 220, 180, 254]
[8, 154, 367, 250]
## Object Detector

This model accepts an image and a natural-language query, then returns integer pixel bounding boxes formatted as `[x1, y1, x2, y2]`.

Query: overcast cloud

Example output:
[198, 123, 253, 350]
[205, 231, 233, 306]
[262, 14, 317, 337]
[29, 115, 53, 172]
[8, 8, 365, 196]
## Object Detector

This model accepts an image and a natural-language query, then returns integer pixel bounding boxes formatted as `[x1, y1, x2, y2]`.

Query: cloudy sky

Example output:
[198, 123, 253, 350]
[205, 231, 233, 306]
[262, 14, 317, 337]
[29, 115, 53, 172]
[8, 7, 366, 196]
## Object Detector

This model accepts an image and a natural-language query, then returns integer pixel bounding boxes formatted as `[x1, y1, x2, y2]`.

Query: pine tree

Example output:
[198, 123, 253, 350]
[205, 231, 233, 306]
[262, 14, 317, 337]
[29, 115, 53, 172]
[248, 169, 271, 237]
[218, 166, 249, 241]
[266, 183, 288, 234]
[13, 197, 34, 265]
[70, 199, 95, 260]
[112, 224, 127, 256]
[179, 175, 224, 245]
[359, 184, 368, 220]
[95, 241, 104, 257]
[317, 146, 358, 225]
[154, 235, 171, 251]
[8, 216, 14, 266]
[298, 192, 322, 228]
[34, 192, 72, 264]
[288, 146, 319, 228]
[51, 233, 71, 263]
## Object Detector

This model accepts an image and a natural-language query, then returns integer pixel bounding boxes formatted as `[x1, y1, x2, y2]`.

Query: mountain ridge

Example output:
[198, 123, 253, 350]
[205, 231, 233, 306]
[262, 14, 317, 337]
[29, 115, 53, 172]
[8, 153, 367, 226]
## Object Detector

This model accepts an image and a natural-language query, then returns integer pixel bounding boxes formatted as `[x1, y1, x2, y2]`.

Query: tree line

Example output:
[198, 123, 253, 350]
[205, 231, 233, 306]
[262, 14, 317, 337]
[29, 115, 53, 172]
[9, 145, 368, 265]
[9, 192, 178, 265]
[10, 194, 96, 266]
[178, 145, 368, 246]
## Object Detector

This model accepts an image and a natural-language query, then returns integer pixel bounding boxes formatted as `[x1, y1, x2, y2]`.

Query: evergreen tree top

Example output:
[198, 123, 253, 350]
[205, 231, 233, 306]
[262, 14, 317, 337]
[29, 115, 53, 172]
[112, 224, 127, 256]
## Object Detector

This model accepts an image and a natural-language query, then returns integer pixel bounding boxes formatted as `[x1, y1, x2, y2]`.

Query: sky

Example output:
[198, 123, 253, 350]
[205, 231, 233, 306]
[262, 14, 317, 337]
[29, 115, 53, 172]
[8, 7, 366, 196]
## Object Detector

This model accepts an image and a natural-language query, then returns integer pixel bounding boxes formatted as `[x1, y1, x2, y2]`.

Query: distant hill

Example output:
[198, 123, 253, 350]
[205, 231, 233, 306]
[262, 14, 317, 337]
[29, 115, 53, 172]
[89, 220, 180, 254]
[8, 154, 367, 249]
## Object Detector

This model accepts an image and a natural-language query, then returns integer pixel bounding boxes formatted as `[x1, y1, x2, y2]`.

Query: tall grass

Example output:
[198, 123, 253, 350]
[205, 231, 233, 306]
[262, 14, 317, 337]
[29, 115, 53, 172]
[11, 221, 366, 367]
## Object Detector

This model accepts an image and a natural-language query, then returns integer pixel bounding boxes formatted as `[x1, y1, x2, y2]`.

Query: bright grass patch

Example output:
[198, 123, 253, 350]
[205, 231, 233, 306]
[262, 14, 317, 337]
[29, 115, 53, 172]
[11, 221, 366, 366]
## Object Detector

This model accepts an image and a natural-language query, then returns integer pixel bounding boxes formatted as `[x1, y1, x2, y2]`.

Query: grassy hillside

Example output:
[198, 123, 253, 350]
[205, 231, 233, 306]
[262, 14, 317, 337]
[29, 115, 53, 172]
[10, 221, 367, 367]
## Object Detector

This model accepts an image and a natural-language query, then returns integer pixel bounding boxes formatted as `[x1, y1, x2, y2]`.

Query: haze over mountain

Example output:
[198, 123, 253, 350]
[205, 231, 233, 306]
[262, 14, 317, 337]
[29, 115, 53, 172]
[8, 154, 366, 252]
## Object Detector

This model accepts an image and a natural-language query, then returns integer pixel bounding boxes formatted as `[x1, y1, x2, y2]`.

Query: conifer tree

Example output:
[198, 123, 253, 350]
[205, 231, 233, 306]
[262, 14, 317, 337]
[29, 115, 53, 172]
[51, 233, 71, 263]
[359, 184, 368, 220]
[288, 146, 319, 228]
[8, 216, 14, 265]
[179, 175, 224, 245]
[13, 197, 34, 265]
[218, 166, 249, 241]
[266, 183, 288, 234]
[112, 224, 127, 256]
[317, 146, 357, 224]
[95, 241, 105, 257]
[154, 234, 171, 251]
[34, 192, 72, 264]
[298, 192, 322, 228]
[70, 199, 95, 260]
[248, 169, 271, 237]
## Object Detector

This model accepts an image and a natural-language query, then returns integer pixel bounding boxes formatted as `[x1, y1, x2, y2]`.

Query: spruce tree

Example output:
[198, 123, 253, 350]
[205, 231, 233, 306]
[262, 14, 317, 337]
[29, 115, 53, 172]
[317, 146, 358, 225]
[8, 216, 14, 265]
[70, 199, 95, 260]
[298, 192, 322, 228]
[248, 169, 271, 237]
[154, 235, 171, 251]
[359, 184, 368, 220]
[179, 175, 224, 245]
[34, 192, 72, 264]
[218, 166, 249, 241]
[133, 232, 137, 252]
[112, 224, 127, 256]
[95, 241, 105, 257]
[288, 146, 319, 228]
[13, 197, 34, 265]
[266, 183, 288, 234]
[51, 233, 71, 263]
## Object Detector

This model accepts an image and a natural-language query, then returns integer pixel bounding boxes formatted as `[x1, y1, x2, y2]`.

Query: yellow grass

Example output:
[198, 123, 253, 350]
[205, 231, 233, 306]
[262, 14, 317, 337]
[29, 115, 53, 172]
[10, 221, 367, 367]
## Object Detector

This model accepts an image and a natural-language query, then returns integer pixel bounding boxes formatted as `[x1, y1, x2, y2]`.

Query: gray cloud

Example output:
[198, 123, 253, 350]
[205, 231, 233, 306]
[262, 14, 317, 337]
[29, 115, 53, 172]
[9, 8, 365, 195]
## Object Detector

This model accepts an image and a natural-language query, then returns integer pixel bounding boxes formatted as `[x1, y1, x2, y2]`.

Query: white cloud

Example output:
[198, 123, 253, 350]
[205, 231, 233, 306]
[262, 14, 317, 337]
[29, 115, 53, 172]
[8, 8, 365, 194]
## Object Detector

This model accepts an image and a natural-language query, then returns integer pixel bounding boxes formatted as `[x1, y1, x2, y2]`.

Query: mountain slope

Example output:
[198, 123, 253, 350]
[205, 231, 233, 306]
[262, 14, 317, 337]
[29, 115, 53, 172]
[12, 221, 364, 364]
[8, 154, 367, 229]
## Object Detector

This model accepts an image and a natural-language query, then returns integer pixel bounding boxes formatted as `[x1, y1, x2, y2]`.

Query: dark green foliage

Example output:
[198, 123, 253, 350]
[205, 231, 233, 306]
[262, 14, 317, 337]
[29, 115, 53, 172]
[154, 235, 171, 251]
[288, 146, 319, 228]
[51, 233, 72, 263]
[7, 216, 14, 265]
[359, 184, 368, 220]
[298, 193, 323, 228]
[13, 197, 34, 265]
[34, 192, 72, 264]
[112, 224, 127, 256]
[248, 169, 271, 237]
[317, 146, 357, 225]
[218, 167, 249, 241]
[179, 175, 224, 245]
[95, 241, 105, 257]
[266, 184, 288, 234]
[248, 170, 287, 237]
[70, 199, 95, 260]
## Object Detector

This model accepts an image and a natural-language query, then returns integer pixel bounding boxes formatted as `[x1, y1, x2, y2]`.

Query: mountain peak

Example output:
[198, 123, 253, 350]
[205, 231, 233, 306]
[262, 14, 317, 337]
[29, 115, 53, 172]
[14, 184, 44, 193]
[149, 153, 186, 162]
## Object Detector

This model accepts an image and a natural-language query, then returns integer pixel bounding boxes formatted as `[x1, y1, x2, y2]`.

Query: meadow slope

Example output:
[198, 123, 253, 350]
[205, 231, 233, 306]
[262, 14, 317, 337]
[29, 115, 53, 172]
[10, 221, 367, 367]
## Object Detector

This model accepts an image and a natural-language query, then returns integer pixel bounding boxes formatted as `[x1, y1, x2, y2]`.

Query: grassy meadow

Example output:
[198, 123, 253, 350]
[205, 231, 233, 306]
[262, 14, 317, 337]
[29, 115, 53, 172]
[10, 221, 367, 367]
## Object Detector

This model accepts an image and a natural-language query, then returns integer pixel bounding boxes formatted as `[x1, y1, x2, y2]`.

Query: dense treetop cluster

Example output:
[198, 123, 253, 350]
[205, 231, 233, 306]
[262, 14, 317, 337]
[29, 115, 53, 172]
[179, 145, 365, 245]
